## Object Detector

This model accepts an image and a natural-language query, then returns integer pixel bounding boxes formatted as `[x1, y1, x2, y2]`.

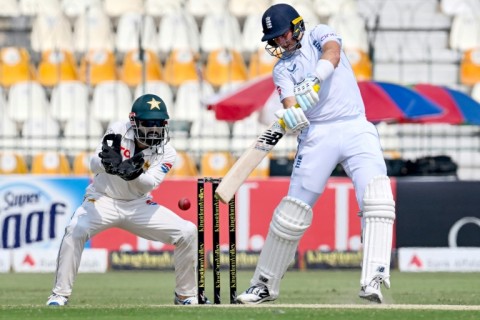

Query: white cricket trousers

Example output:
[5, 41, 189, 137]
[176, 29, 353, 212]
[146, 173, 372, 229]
[51, 194, 197, 298]
[289, 115, 387, 208]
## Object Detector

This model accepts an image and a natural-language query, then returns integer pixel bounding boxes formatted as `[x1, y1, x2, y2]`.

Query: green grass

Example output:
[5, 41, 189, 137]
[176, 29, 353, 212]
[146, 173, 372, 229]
[1, 270, 479, 319]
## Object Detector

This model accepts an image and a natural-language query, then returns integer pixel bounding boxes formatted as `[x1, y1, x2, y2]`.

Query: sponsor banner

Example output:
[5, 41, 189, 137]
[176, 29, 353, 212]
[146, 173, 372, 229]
[12, 248, 108, 273]
[396, 180, 480, 247]
[304, 251, 363, 269]
[110, 251, 175, 270]
[399, 247, 480, 272]
[0, 250, 11, 272]
[90, 178, 397, 256]
[109, 250, 298, 271]
[0, 177, 89, 250]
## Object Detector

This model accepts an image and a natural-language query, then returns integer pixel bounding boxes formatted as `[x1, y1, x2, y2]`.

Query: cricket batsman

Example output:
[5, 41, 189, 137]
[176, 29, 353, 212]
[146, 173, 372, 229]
[236, 4, 395, 304]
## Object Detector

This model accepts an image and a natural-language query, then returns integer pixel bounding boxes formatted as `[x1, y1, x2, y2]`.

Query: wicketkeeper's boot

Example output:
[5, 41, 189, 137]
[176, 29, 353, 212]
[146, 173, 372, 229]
[236, 284, 276, 304]
[46, 293, 69, 306]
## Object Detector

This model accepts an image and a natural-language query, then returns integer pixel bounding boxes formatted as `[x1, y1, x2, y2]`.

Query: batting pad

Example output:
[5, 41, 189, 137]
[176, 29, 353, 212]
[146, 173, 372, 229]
[252, 196, 312, 298]
[360, 175, 395, 288]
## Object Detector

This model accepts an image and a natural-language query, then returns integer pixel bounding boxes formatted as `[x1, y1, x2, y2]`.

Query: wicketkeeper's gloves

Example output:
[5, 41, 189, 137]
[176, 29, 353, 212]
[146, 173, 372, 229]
[99, 133, 123, 174]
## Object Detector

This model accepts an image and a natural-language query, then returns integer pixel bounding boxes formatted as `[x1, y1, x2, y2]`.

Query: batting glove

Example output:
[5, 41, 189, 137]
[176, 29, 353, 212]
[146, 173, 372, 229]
[275, 107, 310, 133]
[294, 76, 320, 112]
[99, 133, 123, 175]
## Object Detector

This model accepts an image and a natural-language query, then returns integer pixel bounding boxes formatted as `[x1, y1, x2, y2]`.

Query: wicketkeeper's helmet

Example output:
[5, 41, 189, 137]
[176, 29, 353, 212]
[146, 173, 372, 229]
[129, 94, 170, 148]
[261, 3, 305, 59]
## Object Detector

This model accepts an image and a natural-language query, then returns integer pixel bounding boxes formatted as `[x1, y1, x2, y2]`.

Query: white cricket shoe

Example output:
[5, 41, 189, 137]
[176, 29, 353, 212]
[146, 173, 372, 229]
[236, 284, 275, 304]
[359, 275, 390, 303]
[174, 293, 211, 305]
[46, 294, 68, 306]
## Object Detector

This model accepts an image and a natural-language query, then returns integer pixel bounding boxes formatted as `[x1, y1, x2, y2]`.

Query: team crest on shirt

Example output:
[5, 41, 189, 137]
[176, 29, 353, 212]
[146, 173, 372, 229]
[287, 63, 297, 73]
[161, 163, 173, 173]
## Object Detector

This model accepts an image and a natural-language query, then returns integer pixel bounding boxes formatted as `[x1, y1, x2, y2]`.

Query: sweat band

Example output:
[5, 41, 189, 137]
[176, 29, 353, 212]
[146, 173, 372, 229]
[314, 59, 335, 82]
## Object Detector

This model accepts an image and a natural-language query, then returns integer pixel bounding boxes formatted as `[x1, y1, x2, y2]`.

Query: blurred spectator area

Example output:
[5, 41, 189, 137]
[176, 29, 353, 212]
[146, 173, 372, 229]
[0, 0, 479, 179]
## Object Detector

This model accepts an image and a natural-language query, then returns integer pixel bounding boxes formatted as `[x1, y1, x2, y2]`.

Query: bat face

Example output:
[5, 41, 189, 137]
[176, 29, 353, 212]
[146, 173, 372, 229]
[254, 122, 285, 152]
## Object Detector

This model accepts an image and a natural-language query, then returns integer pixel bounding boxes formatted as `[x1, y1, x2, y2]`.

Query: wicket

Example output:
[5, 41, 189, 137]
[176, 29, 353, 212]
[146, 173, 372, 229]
[197, 177, 237, 304]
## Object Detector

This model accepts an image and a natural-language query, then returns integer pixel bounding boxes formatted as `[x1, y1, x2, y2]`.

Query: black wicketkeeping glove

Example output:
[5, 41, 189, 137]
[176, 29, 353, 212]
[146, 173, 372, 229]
[99, 133, 123, 174]
[116, 152, 145, 181]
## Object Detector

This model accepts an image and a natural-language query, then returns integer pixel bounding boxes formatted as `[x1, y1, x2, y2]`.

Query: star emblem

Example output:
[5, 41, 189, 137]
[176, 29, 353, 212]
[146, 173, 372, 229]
[147, 98, 161, 110]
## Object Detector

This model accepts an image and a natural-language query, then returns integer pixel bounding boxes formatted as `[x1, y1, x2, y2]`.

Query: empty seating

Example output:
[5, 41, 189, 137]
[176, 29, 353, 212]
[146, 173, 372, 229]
[190, 111, 231, 152]
[157, 10, 200, 57]
[115, 12, 157, 54]
[174, 81, 215, 122]
[145, 0, 184, 17]
[91, 80, 132, 125]
[31, 151, 71, 175]
[62, 118, 103, 153]
[186, 0, 228, 19]
[204, 49, 248, 87]
[21, 117, 61, 152]
[460, 48, 480, 85]
[248, 48, 278, 79]
[119, 49, 163, 87]
[328, 12, 369, 52]
[7, 81, 49, 124]
[345, 48, 372, 80]
[30, 11, 74, 53]
[72, 151, 94, 175]
[0, 47, 36, 87]
[169, 151, 198, 177]
[103, 0, 143, 17]
[0, 152, 28, 174]
[50, 81, 90, 124]
[73, 6, 114, 53]
[134, 80, 174, 108]
[78, 49, 117, 85]
[36, 49, 78, 87]
[200, 151, 234, 177]
[450, 13, 480, 52]
[163, 49, 200, 87]
[200, 13, 242, 53]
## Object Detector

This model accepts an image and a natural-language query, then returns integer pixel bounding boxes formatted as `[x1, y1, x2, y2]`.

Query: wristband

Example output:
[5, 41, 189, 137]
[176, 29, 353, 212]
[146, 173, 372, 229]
[315, 59, 335, 82]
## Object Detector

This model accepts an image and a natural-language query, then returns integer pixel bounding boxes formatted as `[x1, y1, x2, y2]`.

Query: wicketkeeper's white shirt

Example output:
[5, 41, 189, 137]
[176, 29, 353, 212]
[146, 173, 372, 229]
[88, 120, 176, 200]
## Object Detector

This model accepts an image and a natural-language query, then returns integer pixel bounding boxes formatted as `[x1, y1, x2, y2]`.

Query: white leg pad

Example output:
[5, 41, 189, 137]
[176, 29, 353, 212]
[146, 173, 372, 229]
[360, 175, 395, 288]
[251, 196, 312, 298]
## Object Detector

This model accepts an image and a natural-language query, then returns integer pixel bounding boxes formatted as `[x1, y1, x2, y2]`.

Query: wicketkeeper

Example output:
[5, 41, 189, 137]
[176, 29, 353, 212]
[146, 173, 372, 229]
[236, 4, 395, 304]
[47, 94, 207, 306]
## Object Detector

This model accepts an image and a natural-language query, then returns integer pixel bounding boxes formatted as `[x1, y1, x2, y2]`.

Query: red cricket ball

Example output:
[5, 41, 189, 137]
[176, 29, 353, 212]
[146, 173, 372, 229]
[178, 197, 191, 211]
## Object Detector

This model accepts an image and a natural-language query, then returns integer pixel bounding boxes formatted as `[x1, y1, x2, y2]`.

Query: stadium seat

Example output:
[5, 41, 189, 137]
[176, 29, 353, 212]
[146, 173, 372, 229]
[185, 0, 228, 19]
[30, 11, 74, 53]
[460, 48, 480, 85]
[61, 0, 103, 18]
[248, 47, 278, 79]
[328, 12, 369, 52]
[200, 151, 234, 177]
[0, 47, 36, 88]
[0, 0, 20, 17]
[345, 48, 372, 81]
[62, 118, 104, 153]
[115, 12, 158, 54]
[313, 0, 358, 17]
[200, 13, 242, 53]
[37, 49, 78, 87]
[0, 111, 18, 150]
[229, 0, 270, 18]
[119, 49, 163, 87]
[91, 80, 132, 125]
[145, 0, 184, 17]
[31, 151, 72, 175]
[0, 152, 28, 174]
[163, 49, 200, 87]
[169, 151, 198, 177]
[7, 81, 50, 124]
[21, 117, 61, 152]
[20, 0, 61, 16]
[50, 81, 90, 124]
[134, 80, 174, 108]
[190, 111, 231, 152]
[103, 0, 143, 17]
[204, 49, 248, 87]
[78, 49, 117, 85]
[72, 151, 94, 175]
[441, 0, 480, 16]
[174, 81, 215, 122]
[450, 13, 480, 52]
[157, 10, 200, 57]
[73, 5, 115, 53]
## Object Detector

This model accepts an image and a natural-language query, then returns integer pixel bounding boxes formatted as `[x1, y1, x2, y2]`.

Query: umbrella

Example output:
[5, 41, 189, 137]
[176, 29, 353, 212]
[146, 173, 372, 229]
[208, 76, 444, 123]
[359, 81, 444, 123]
[206, 75, 275, 121]
[414, 84, 480, 125]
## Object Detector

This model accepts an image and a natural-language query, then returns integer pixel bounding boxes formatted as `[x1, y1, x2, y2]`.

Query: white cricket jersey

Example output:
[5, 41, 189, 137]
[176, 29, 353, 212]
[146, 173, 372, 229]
[273, 24, 366, 122]
[88, 121, 176, 200]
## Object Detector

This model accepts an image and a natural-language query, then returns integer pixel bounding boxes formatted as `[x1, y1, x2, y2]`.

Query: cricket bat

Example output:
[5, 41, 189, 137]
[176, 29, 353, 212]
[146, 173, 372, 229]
[215, 83, 320, 203]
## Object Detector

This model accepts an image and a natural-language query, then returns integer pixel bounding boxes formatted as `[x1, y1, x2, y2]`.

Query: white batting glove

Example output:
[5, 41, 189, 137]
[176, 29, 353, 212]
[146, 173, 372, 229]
[294, 76, 320, 111]
[275, 107, 310, 133]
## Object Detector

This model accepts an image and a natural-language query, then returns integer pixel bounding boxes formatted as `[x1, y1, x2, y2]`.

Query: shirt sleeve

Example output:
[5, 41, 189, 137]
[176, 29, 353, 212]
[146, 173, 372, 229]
[310, 24, 342, 48]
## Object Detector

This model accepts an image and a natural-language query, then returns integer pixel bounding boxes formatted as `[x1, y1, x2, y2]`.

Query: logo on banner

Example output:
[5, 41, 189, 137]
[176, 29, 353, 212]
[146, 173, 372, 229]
[0, 182, 69, 249]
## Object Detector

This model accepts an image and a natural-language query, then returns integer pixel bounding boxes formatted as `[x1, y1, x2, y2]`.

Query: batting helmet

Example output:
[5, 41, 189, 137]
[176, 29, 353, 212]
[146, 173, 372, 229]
[129, 94, 170, 147]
